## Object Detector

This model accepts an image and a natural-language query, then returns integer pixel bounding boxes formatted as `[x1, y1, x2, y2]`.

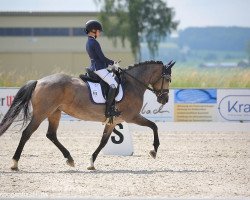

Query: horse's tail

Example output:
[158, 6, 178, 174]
[0, 80, 37, 136]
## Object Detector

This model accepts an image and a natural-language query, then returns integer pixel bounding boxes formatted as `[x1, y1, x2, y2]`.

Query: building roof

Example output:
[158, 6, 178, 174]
[0, 11, 99, 16]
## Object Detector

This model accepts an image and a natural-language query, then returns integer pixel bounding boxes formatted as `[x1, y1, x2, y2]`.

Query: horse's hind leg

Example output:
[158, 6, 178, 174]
[46, 110, 74, 167]
[11, 117, 42, 171]
[88, 124, 115, 170]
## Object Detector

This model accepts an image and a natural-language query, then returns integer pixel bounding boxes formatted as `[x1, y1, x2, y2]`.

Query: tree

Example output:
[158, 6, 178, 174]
[97, 0, 178, 61]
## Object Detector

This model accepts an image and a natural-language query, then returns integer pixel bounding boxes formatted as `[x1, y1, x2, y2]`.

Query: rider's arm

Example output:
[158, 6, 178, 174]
[94, 41, 114, 66]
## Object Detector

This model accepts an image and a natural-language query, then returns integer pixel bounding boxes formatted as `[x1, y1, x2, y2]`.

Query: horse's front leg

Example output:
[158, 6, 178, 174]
[87, 124, 116, 170]
[129, 115, 160, 158]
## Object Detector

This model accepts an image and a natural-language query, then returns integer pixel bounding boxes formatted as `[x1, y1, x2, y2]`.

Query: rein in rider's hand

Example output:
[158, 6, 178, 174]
[109, 60, 121, 71]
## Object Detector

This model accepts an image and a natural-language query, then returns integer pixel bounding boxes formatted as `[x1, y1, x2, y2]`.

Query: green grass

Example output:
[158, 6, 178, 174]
[0, 65, 250, 88]
[171, 65, 250, 88]
[0, 65, 82, 87]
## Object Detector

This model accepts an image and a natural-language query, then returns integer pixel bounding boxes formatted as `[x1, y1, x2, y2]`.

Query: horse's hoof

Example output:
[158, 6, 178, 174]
[66, 159, 75, 167]
[87, 166, 96, 170]
[11, 159, 19, 171]
[149, 150, 157, 159]
[11, 166, 19, 171]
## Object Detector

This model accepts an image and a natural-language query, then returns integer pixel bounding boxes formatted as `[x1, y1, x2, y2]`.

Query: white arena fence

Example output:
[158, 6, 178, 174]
[0, 87, 249, 123]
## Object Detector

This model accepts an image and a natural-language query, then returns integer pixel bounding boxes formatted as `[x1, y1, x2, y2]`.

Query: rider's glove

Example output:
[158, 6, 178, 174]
[111, 61, 120, 71]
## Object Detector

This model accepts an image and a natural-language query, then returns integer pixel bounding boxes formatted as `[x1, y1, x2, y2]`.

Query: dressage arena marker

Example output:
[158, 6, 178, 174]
[102, 123, 134, 156]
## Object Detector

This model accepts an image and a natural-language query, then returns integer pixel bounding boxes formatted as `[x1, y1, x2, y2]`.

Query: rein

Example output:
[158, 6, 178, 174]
[118, 67, 155, 92]
[118, 66, 171, 97]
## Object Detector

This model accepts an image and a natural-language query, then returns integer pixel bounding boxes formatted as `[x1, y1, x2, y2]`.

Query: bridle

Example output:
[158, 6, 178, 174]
[151, 65, 172, 98]
[118, 60, 175, 97]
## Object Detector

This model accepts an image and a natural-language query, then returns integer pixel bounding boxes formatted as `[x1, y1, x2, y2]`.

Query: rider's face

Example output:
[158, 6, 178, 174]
[96, 30, 101, 37]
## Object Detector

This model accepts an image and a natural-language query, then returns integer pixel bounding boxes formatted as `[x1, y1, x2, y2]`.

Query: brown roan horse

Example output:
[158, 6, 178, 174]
[0, 60, 174, 171]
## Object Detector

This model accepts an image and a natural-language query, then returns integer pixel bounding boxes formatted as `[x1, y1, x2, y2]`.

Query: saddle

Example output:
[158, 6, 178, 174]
[79, 68, 124, 103]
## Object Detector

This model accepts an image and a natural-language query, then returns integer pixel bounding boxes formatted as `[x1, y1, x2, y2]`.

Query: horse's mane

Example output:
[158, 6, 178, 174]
[126, 60, 163, 70]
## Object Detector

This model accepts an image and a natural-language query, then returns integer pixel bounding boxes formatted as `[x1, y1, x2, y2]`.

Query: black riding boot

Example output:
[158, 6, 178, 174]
[105, 86, 121, 118]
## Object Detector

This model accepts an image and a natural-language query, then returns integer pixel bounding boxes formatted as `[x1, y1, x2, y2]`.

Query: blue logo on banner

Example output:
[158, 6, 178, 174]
[218, 95, 250, 121]
[175, 89, 217, 104]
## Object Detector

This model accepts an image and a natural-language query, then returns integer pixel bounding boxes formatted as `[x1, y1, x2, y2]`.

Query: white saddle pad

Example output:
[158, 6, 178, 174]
[87, 81, 124, 104]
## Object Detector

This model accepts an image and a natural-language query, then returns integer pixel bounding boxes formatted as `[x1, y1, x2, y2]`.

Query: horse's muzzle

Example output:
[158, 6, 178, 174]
[157, 93, 169, 105]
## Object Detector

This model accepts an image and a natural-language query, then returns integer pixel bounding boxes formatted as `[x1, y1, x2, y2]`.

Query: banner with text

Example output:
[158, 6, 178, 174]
[0, 88, 249, 122]
[174, 89, 217, 122]
[217, 89, 250, 122]
[0, 88, 19, 120]
[140, 89, 174, 122]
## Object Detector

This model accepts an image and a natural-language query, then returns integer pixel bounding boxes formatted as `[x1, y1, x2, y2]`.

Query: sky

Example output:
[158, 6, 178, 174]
[0, 0, 250, 29]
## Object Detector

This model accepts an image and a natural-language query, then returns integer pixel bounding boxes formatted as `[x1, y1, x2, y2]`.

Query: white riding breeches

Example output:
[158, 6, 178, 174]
[94, 69, 118, 88]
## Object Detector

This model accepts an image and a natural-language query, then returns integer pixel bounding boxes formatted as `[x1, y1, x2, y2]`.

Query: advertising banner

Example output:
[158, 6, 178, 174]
[140, 89, 174, 122]
[0, 88, 249, 122]
[217, 89, 250, 122]
[174, 89, 217, 122]
[0, 88, 19, 120]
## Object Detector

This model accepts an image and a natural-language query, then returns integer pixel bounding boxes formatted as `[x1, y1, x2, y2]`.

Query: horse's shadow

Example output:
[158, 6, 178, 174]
[61, 169, 211, 174]
[0, 168, 211, 175]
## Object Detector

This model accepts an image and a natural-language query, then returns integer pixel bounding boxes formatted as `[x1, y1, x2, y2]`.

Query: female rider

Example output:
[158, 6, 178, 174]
[84, 20, 120, 118]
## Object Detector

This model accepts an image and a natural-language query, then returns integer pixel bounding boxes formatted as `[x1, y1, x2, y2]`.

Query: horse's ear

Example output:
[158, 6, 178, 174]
[165, 60, 176, 69]
[170, 61, 176, 68]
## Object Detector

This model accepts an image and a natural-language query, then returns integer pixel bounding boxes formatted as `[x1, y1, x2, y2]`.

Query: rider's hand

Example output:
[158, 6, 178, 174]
[112, 61, 120, 70]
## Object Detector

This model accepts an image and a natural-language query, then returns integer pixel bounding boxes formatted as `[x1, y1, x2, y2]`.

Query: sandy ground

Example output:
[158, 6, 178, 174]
[0, 121, 249, 199]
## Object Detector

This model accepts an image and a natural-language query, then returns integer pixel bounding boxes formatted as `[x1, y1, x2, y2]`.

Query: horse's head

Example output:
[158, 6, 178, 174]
[152, 60, 175, 105]
[123, 60, 175, 105]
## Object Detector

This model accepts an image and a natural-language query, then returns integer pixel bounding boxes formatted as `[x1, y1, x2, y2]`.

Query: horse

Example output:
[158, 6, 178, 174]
[0, 60, 174, 171]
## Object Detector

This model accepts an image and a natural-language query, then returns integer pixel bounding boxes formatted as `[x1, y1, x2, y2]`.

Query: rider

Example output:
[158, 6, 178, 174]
[84, 20, 120, 118]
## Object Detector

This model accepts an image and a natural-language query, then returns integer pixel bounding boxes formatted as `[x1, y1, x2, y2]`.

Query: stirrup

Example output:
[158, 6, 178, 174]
[105, 104, 121, 118]
[104, 109, 121, 124]
[105, 111, 121, 119]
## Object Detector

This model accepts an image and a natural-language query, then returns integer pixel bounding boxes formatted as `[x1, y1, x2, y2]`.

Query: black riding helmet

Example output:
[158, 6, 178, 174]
[84, 20, 103, 34]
